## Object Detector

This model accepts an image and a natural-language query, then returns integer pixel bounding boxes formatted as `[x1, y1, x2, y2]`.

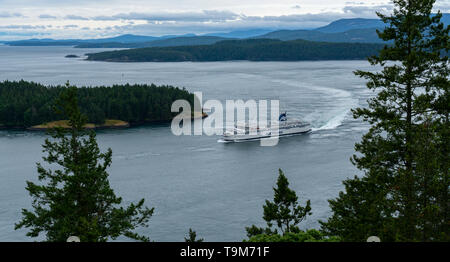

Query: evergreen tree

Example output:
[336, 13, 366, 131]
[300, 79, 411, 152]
[15, 84, 154, 242]
[321, 0, 449, 241]
[245, 229, 340, 242]
[184, 228, 204, 242]
[246, 169, 312, 238]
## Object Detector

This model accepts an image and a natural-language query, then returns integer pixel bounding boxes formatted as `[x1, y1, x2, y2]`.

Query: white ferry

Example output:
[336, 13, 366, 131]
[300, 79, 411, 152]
[222, 112, 311, 142]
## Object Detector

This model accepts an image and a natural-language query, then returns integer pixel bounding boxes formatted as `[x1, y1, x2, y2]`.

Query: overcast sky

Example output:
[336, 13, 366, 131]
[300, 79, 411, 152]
[0, 0, 449, 40]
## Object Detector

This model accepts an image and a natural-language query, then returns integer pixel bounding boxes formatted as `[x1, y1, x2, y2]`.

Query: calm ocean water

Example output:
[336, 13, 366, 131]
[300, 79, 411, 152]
[0, 46, 374, 241]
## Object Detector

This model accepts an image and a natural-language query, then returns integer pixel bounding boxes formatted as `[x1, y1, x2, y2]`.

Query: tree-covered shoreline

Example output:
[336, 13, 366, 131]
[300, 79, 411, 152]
[321, 2, 449, 241]
[86, 39, 384, 62]
[0, 80, 195, 129]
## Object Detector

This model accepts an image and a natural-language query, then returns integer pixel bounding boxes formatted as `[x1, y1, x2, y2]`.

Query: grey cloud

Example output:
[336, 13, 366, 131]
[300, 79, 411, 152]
[92, 10, 239, 22]
[39, 14, 57, 19]
[79, 9, 379, 37]
[64, 15, 89, 20]
[64, 24, 78, 29]
[434, 3, 450, 12]
[0, 25, 47, 29]
[89, 6, 389, 27]
[345, 1, 365, 5]
[90, 15, 111, 21]
[0, 12, 24, 18]
[0, 31, 47, 36]
[241, 12, 355, 24]
[343, 4, 393, 17]
[113, 4, 405, 36]
[86, 9, 363, 30]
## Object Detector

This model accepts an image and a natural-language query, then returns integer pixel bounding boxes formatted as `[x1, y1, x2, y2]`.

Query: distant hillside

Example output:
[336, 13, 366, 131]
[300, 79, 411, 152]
[5, 40, 84, 46]
[75, 36, 230, 48]
[144, 36, 230, 47]
[256, 14, 449, 43]
[90, 34, 160, 43]
[314, 14, 449, 33]
[315, 18, 386, 33]
[74, 42, 143, 48]
[86, 39, 383, 62]
[257, 28, 384, 43]
[205, 29, 274, 38]
[4, 34, 175, 46]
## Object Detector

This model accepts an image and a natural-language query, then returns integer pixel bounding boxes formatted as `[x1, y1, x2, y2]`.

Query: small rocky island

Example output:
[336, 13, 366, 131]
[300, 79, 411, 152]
[65, 54, 80, 58]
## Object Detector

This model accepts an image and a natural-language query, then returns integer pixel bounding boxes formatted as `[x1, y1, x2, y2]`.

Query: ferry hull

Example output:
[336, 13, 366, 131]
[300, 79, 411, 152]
[222, 127, 311, 142]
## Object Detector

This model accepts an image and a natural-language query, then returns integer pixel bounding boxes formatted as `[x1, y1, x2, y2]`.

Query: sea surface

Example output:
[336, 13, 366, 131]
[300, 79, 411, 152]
[0, 46, 375, 241]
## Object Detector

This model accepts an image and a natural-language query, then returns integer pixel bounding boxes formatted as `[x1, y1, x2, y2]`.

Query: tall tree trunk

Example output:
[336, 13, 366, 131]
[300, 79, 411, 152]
[404, 3, 415, 240]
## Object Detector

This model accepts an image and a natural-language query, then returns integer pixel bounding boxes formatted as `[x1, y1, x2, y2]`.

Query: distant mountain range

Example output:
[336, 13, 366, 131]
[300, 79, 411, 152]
[205, 29, 274, 38]
[254, 28, 383, 43]
[255, 14, 449, 43]
[3, 14, 449, 48]
[3, 33, 195, 46]
[74, 36, 230, 48]
[315, 18, 386, 33]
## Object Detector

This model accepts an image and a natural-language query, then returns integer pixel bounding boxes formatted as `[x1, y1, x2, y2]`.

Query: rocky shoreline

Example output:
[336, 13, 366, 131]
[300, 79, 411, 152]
[27, 119, 130, 131]
[1, 113, 208, 131]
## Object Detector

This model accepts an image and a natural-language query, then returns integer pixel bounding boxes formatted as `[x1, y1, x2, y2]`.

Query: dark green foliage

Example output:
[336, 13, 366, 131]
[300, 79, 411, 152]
[15, 85, 154, 242]
[321, 0, 449, 242]
[86, 39, 384, 62]
[246, 169, 312, 238]
[184, 228, 204, 242]
[0, 80, 195, 128]
[246, 229, 340, 242]
[244, 169, 339, 242]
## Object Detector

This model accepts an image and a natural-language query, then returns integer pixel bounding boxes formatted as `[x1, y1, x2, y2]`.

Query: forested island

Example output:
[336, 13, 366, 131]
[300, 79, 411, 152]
[0, 80, 196, 129]
[86, 39, 384, 62]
